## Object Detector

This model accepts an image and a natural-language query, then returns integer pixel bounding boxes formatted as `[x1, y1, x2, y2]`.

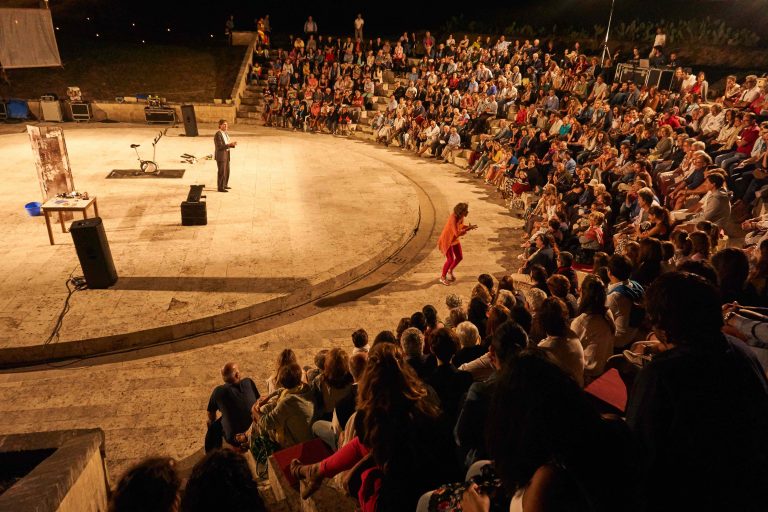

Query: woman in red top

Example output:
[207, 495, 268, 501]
[438, 203, 477, 285]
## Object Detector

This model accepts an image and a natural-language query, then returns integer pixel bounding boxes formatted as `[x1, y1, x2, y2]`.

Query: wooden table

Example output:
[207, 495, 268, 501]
[40, 196, 99, 245]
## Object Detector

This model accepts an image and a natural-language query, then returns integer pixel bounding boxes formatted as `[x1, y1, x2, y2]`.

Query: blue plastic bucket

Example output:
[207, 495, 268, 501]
[24, 202, 42, 216]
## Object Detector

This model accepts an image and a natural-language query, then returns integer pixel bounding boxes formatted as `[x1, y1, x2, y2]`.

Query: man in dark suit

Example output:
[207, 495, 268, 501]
[214, 119, 236, 192]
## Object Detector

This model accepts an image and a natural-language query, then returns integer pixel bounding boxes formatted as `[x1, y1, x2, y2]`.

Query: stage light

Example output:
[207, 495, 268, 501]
[56, 26, 60, 30]
[142, 40, 146, 43]
[86, 17, 90, 21]
[210, 34, 214, 38]
[96, 33, 100, 37]
[167, 28, 171, 32]
[132, 23, 136, 27]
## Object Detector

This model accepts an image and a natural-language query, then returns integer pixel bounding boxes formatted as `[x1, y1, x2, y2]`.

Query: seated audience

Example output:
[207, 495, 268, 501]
[401, 326, 437, 380]
[181, 450, 266, 512]
[290, 343, 462, 510]
[205, 362, 260, 452]
[251, 362, 314, 448]
[453, 320, 486, 368]
[570, 274, 615, 382]
[536, 297, 585, 386]
[627, 272, 768, 511]
[427, 327, 473, 426]
[455, 321, 528, 467]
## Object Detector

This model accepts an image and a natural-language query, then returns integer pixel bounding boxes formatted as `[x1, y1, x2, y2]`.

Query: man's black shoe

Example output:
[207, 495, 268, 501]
[218, 189, 228, 193]
[225, 186, 231, 189]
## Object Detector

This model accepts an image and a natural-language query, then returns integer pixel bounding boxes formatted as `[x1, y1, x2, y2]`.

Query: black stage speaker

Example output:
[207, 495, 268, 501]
[70, 217, 118, 289]
[181, 201, 207, 225]
[181, 104, 198, 136]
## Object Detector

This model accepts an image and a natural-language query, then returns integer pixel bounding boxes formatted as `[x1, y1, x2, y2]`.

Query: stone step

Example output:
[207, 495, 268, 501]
[241, 97, 264, 106]
[235, 112, 263, 124]
[235, 116, 263, 125]
[238, 105, 261, 113]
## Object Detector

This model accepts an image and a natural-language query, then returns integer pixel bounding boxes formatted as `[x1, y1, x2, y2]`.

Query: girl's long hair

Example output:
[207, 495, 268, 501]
[357, 343, 440, 471]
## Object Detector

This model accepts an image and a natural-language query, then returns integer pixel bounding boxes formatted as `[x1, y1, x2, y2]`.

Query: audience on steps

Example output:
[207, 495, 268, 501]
[111, 16, 768, 512]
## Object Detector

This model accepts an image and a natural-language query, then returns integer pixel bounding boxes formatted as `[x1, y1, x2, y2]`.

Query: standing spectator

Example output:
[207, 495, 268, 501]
[650, 26, 666, 54]
[354, 14, 364, 41]
[303, 16, 317, 38]
[627, 272, 768, 511]
[109, 458, 180, 512]
[205, 362, 260, 452]
[224, 15, 234, 46]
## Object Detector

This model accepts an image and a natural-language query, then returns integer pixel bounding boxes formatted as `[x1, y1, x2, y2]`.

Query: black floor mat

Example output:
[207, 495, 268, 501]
[107, 169, 185, 179]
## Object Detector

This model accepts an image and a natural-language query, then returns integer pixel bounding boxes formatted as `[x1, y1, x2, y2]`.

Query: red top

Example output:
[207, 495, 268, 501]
[437, 213, 468, 255]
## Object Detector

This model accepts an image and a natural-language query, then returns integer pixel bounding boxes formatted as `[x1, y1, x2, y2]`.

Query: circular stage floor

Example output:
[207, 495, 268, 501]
[0, 125, 419, 365]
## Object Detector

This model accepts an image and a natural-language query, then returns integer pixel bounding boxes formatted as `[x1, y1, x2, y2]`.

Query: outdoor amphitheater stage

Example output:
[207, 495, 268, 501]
[0, 124, 421, 366]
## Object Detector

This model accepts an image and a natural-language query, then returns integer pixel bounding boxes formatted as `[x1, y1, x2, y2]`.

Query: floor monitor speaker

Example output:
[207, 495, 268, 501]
[181, 201, 207, 225]
[70, 217, 118, 289]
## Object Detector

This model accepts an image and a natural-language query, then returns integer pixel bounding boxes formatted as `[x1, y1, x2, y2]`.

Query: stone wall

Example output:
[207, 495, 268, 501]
[26, 100, 236, 125]
[0, 429, 109, 512]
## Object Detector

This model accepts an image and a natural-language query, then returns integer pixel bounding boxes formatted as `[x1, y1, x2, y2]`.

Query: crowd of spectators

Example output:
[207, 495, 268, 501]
[108, 17, 768, 512]
[252, 20, 768, 262]
[111, 260, 768, 512]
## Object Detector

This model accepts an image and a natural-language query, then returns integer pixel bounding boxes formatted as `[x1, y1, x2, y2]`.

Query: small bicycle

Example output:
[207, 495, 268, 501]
[130, 128, 167, 174]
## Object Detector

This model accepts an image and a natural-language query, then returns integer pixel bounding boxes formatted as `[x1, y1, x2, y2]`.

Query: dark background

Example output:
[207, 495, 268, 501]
[5, 0, 765, 45]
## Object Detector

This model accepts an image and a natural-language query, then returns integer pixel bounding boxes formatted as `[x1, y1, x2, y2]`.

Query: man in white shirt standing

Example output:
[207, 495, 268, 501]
[214, 119, 237, 193]
[354, 14, 364, 41]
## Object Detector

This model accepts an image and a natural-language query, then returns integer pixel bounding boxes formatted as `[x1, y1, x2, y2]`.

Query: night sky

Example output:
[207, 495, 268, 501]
[23, 0, 768, 44]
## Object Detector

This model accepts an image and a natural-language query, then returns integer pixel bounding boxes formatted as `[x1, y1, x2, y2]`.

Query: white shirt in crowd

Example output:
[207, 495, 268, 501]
[570, 311, 615, 379]
[538, 333, 585, 387]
